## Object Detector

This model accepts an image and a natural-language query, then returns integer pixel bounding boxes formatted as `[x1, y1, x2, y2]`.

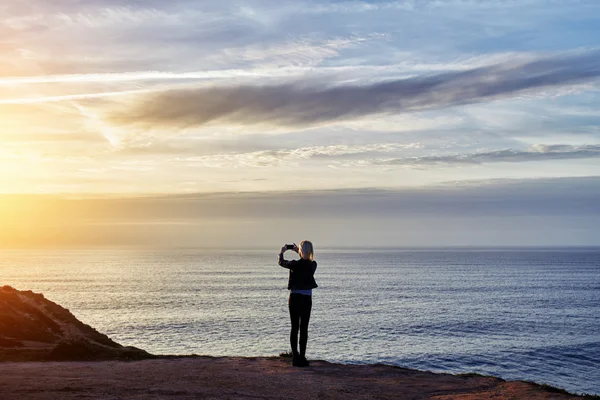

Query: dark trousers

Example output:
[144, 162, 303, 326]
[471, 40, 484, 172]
[288, 293, 312, 357]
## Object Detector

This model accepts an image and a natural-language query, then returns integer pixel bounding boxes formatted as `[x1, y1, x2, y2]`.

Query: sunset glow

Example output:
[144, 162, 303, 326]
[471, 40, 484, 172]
[1, 1, 600, 246]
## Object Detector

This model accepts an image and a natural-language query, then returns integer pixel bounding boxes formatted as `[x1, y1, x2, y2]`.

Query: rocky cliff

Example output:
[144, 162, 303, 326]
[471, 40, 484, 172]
[0, 286, 152, 361]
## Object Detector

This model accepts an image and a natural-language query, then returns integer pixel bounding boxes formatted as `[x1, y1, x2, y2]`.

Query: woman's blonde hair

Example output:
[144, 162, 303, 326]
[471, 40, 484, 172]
[299, 240, 314, 261]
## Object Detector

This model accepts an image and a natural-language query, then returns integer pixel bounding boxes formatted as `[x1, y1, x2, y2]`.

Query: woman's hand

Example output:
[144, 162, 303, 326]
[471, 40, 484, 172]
[280, 244, 299, 254]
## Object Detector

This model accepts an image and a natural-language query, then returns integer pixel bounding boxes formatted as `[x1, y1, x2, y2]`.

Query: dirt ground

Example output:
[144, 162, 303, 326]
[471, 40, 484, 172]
[0, 356, 586, 400]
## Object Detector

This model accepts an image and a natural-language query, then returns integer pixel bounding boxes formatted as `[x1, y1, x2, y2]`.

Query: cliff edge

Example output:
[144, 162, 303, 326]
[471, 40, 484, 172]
[0, 286, 152, 361]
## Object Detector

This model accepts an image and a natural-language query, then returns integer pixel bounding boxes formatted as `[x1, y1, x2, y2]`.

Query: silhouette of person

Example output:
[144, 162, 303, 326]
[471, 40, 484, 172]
[278, 240, 318, 367]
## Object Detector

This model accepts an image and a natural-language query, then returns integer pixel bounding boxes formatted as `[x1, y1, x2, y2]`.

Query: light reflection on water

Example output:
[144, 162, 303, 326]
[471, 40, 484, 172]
[1, 247, 599, 395]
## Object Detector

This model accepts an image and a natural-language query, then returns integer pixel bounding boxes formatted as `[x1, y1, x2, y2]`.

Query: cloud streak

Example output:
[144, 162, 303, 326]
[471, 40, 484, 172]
[0, 70, 264, 85]
[107, 50, 600, 129]
[176, 142, 423, 167]
[372, 144, 600, 168]
[0, 88, 156, 105]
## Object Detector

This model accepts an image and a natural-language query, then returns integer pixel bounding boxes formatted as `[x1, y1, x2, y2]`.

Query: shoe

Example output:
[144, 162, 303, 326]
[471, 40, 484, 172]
[292, 355, 303, 367]
[299, 355, 310, 367]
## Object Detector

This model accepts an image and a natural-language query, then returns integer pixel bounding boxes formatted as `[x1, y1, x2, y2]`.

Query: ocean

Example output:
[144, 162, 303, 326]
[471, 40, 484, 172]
[1, 247, 599, 395]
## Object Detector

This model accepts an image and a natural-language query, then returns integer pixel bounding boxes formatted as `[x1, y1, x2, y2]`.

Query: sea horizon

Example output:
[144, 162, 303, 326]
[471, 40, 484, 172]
[3, 244, 600, 251]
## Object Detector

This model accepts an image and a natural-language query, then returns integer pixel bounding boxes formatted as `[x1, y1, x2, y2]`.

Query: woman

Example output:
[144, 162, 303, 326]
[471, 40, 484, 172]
[278, 240, 318, 367]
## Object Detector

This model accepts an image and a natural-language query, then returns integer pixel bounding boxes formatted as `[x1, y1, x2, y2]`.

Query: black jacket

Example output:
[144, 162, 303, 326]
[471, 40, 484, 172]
[278, 253, 318, 290]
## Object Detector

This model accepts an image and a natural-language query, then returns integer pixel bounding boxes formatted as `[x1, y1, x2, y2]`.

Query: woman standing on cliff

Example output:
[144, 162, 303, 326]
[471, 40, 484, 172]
[278, 240, 318, 367]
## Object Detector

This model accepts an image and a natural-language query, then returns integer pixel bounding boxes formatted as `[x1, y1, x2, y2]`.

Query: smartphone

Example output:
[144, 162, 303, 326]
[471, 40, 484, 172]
[285, 244, 295, 250]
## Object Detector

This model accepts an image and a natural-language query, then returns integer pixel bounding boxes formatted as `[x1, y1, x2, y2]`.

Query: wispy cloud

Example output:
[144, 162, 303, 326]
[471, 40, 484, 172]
[368, 144, 600, 168]
[106, 50, 600, 130]
[205, 35, 376, 68]
[0, 70, 265, 85]
[0, 88, 157, 105]
[176, 142, 423, 167]
[0, 51, 546, 87]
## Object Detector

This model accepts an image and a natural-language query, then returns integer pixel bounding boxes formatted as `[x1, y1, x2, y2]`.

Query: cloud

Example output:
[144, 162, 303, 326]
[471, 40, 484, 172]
[0, 70, 260, 85]
[373, 144, 600, 168]
[0, 52, 533, 90]
[204, 36, 374, 68]
[3, 176, 599, 247]
[28, 175, 600, 220]
[175, 142, 423, 167]
[0, 132, 104, 143]
[106, 50, 600, 130]
[301, 0, 583, 13]
[1, 2, 272, 75]
[0, 88, 156, 105]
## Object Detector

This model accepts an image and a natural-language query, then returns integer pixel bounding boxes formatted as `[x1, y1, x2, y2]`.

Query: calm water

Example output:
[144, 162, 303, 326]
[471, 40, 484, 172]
[1, 247, 599, 395]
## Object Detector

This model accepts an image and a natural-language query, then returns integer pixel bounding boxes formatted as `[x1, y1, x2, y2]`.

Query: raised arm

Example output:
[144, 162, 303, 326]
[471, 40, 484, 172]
[278, 245, 298, 269]
[279, 253, 298, 269]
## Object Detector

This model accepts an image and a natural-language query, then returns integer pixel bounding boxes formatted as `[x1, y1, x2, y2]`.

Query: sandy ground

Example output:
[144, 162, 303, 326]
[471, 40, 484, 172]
[0, 356, 585, 400]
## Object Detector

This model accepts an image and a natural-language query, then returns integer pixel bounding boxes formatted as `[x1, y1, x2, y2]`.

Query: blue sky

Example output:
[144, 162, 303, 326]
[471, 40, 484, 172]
[1, 1, 599, 245]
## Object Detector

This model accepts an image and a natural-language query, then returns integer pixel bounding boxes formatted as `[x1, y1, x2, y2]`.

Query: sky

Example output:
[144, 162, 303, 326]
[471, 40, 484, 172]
[1, 0, 599, 246]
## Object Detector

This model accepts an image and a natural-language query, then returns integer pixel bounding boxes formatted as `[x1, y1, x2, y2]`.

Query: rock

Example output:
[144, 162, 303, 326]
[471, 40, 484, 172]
[0, 286, 153, 361]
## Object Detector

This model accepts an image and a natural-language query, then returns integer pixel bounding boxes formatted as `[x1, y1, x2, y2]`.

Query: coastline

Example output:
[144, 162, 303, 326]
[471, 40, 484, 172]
[1, 356, 597, 400]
